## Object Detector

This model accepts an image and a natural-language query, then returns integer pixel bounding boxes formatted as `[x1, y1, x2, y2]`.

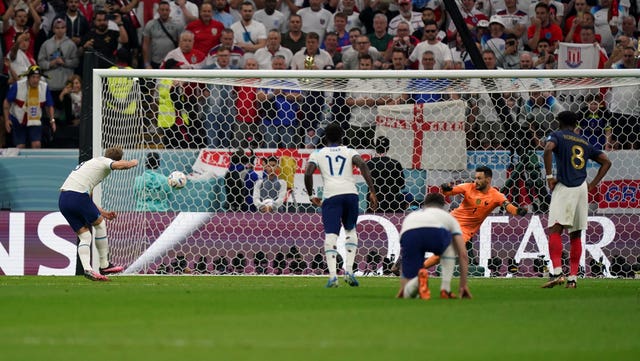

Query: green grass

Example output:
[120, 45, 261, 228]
[0, 276, 638, 361]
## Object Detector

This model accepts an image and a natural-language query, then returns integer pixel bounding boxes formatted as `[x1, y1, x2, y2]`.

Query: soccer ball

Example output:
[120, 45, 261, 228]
[168, 171, 187, 189]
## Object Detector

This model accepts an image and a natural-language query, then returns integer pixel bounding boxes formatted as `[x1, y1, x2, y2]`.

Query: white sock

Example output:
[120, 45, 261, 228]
[440, 245, 456, 292]
[94, 221, 109, 269]
[325, 234, 338, 278]
[77, 231, 93, 271]
[553, 267, 562, 276]
[403, 277, 419, 298]
[344, 229, 358, 274]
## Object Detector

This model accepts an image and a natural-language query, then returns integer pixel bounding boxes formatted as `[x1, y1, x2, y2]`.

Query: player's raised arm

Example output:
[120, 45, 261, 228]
[353, 155, 378, 211]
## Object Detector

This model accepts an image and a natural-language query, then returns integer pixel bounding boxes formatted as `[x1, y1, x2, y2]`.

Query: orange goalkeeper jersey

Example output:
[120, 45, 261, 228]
[445, 183, 509, 242]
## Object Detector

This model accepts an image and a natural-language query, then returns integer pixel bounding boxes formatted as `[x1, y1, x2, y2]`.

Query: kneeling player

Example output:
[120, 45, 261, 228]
[398, 193, 472, 299]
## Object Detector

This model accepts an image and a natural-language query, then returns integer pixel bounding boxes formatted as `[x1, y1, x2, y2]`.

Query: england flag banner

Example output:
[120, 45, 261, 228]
[375, 100, 467, 170]
[558, 42, 598, 69]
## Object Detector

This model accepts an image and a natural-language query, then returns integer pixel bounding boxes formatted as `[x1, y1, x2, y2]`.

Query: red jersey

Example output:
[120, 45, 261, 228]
[186, 19, 225, 55]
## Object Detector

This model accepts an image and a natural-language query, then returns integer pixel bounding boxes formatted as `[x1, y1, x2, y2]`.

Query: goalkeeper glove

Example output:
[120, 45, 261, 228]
[516, 207, 528, 216]
[441, 182, 453, 192]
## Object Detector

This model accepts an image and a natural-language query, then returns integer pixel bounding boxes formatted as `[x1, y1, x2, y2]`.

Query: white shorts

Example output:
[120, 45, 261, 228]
[548, 181, 588, 232]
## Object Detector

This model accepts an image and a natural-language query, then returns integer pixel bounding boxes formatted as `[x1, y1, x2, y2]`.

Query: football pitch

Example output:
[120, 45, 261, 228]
[0, 276, 637, 361]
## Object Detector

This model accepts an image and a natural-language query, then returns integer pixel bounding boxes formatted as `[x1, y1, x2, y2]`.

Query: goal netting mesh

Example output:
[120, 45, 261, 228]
[93, 68, 640, 278]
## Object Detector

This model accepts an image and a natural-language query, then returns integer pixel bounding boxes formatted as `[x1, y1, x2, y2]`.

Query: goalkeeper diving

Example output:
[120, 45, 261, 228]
[418, 166, 527, 293]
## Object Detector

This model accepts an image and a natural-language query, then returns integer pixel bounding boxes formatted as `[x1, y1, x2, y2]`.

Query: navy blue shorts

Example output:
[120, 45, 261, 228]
[10, 118, 42, 146]
[58, 191, 100, 232]
[400, 228, 452, 279]
[321, 193, 359, 234]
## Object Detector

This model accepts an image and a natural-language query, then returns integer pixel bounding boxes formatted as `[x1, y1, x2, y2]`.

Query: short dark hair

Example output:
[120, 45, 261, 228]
[104, 147, 123, 161]
[557, 110, 578, 128]
[324, 122, 344, 144]
[423, 192, 446, 207]
[476, 165, 493, 178]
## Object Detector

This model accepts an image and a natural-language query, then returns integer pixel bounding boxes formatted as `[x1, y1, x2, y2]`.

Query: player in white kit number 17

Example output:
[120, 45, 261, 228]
[304, 123, 378, 288]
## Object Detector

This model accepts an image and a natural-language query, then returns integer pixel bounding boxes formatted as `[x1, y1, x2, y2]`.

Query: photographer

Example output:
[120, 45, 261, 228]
[533, 38, 555, 69]
[104, 0, 141, 67]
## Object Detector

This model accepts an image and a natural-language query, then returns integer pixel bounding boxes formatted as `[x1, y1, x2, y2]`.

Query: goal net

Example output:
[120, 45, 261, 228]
[93, 68, 640, 278]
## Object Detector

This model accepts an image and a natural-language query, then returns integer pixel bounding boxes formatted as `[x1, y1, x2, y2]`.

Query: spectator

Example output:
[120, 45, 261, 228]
[605, 35, 633, 68]
[6, 32, 36, 85]
[207, 28, 245, 69]
[254, 29, 293, 69]
[224, 148, 259, 211]
[565, 8, 598, 44]
[410, 50, 447, 103]
[359, 0, 397, 35]
[388, 0, 424, 36]
[501, 33, 522, 69]
[519, 51, 534, 69]
[384, 19, 419, 63]
[617, 16, 639, 48]
[322, 32, 344, 68]
[408, 20, 452, 70]
[527, 3, 563, 53]
[3, 65, 56, 149]
[253, 156, 288, 212]
[77, 0, 93, 24]
[212, 0, 234, 28]
[133, 152, 173, 211]
[328, 12, 351, 48]
[2, 3, 41, 59]
[204, 47, 235, 148]
[290, 32, 334, 147]
[524, 86, 564, 150]
[103, 48, 139, 148]
[527, 0, 564, 27]
[481, 16, 507, 60]
[342, 35, 382, 70]
[579, 26, 608, 69]
[446, 0, 488, 42]
[58, 74, 82, 127]
[388, 48, 409, 70]
[162, 30, 206, 69]
[592, 0, 620, 55]
[578, 93, 614, 151]
[495, 0, 529, 42]
[297, 0, 332, 42]
[156, 59, 192, 149]
[233, 57, 262, 148]
[162, 0, 198, 31]
[257, 55, 302, 148]
[253, 0, 287, 33]
[414, 6, 446, 41]
[366, 136, 407, 212]
[57, 0, 91, 50]
[532, 38, 555, 69]
[79, 10, 128, 68]
[143, 1, 181, 69]
[185, 2, 225, 55]
[368, 13, 393, 52]
[281, 14, 306, 55]
[345, 54, 394, 148]
[606, 46, 640, 149]
[38, 18, 79, 109]
[230, 1, 267, 55]
[328, 0, 363, 34]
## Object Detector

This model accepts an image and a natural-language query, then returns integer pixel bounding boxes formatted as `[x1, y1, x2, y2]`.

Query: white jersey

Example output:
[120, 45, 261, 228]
[308, 146, 359, 199]
[60, 157, 113, 193]
[400, 207, 463, 236]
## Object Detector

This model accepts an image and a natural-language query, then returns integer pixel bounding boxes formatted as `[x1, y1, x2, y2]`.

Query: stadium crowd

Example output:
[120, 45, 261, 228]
[1, 0, 639, 151]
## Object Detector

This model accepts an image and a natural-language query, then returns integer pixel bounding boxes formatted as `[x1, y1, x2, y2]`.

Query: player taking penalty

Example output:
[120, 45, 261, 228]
[58, 147, 139, 281]
[422, 166, 527, 295]
[542, 111, 611, 289]
[398, 193, 472, 299]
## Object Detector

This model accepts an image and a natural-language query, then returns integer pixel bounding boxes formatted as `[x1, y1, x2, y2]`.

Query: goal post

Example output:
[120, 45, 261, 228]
[92, 68, 640, 278]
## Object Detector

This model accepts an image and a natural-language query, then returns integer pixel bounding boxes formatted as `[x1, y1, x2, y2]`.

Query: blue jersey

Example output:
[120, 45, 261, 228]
[547, 129, 603, 187]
